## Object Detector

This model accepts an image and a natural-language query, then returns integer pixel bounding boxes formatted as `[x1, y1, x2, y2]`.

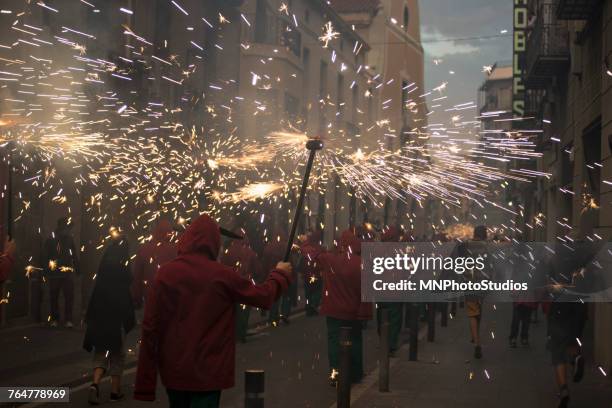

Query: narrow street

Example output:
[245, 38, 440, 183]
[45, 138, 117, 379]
[3, 303, 611, 407]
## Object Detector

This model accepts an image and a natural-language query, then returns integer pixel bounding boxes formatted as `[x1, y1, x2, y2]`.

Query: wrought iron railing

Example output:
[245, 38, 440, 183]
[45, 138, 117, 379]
[525, 3, 570, 76]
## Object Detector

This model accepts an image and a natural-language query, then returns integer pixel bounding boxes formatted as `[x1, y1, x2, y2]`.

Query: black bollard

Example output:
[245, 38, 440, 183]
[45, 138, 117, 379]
[440, 302, 448, 327]
[451, 298, 457, 317]
[338, 326, 352, 408]
[409, 303, 419, 361]
[379, 309, 390, 392]
[245, 370, 264, 408]
[427, 303, 435, 342]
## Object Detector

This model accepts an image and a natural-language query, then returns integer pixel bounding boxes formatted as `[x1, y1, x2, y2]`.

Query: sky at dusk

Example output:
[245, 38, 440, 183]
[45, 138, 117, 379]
[419, 0, 514, 119]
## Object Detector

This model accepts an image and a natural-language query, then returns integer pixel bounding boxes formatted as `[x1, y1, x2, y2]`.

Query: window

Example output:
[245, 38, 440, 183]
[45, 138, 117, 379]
[284, 92, 299, 123]
[401, 80, 409, 112]
[582, 118, 602, 201]
[302, 48, 311, 127]
[155, 0, 171, 51]
[352, 84, 359, 124]
[280, 20, 301, 56]
[336, 73, 344, 121]
[255, 0, 268, 43]
[318, 61, 328, 135]
[319, 61, 328, 99]
[403, 6, 409, 31]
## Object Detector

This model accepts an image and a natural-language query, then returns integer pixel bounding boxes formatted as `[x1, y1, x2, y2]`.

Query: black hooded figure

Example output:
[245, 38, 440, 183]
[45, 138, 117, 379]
[83, 232, 135, 403]
[45, 217, 80, 327]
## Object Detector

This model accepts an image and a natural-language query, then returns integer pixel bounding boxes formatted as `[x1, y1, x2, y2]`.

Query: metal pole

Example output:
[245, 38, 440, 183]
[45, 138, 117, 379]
[379, 309, 390, 392]
[245, 370, 264, 408]
[409, 303, 419, 361]
[337, 326, 352, 408]
[283, 139, 323, 262]
[451, 298, 457, 317]
[427, 303, 435, 342]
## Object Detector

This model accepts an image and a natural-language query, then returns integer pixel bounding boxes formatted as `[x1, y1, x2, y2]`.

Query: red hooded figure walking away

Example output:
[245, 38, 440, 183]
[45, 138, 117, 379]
[134, 214, 293, 408]
[131, 219, 177, 310]
[299, 229, 324, 316]
[314, 229, 372, 386]
[220, 235, 261, 343]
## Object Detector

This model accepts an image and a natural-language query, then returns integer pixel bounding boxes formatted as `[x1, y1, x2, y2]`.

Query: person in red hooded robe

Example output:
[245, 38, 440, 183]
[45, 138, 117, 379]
[317, 229, 372, 385]
[299, 229, 324, 316]
[133, 214, 292, 408]
[131, 219, 177, 310]
[221, 234, 261, 343]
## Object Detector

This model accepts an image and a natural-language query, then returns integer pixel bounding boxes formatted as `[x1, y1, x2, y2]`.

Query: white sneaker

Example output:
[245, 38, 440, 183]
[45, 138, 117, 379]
[65, 321, 74, 328]
[50, 321, 58, 328]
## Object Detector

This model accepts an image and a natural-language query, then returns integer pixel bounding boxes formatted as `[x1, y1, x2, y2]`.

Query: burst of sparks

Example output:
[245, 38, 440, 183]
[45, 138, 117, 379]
[319, 21, 340, 48]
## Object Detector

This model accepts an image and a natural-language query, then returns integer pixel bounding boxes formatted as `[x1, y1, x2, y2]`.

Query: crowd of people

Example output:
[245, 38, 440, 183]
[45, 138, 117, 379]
[0, 213, 600, 408]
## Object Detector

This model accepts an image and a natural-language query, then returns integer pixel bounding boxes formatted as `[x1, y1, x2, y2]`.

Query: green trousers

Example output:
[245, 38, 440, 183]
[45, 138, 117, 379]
[167, 389, 221, 408]
[305, 279, 322, 315]
[326, 317, 364, 383]
[235, 304, 251, 342]
[376, 303, 403, 352]
[269, 293, 292, 324]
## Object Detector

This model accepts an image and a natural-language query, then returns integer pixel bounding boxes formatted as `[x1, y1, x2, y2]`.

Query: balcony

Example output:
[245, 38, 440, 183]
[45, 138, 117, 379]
[525, 4, 570, 88]
[524, 89, 546, 118]
[556, 0, 601, 20]
[242, 13, 302, 58]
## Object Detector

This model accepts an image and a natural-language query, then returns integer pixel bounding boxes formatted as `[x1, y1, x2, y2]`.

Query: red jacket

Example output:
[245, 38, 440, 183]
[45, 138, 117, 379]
[134, 214, 292, 400]
[0, 253, 14, 282]
[221, 239, 261, 280]
[299, 231, 324, 283]
[318, 230, 372, 321]
[380, 226, 400, 242]
[261, 236, 286, 282]
[131, 220, 177, 307]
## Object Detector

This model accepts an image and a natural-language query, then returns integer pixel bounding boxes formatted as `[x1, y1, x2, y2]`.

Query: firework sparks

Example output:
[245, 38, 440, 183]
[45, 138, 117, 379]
[319, 22, 339, 48]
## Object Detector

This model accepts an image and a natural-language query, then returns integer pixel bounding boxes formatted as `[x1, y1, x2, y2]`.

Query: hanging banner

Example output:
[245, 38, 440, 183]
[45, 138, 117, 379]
[513, 0, 527, 117]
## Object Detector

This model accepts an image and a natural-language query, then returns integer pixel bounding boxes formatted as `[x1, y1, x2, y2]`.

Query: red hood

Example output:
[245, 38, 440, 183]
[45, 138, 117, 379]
[381, 226, 400, 242]
[177, 214, 221, 260]
[152, 219, 173, 242]
[340, 229, 361, 254]
[306, 229, 322, 246]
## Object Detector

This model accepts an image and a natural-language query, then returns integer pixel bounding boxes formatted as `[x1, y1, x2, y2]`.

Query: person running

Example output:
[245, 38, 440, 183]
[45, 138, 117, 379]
[221, 232, 261, 343]
[131, 219, 177, 310]
[44, 217, 79, 328]
[545, 238, 600, 408]
[84, 227, 135, 404]
[133, 214, 293, 408]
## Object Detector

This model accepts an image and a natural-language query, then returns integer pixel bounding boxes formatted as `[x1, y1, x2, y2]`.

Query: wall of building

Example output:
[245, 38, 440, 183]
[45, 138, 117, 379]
[524, 0, 612, 375]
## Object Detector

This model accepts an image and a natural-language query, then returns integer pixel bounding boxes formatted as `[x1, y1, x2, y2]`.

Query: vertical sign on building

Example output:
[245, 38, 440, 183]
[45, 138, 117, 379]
[513, 0, 527, 117]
